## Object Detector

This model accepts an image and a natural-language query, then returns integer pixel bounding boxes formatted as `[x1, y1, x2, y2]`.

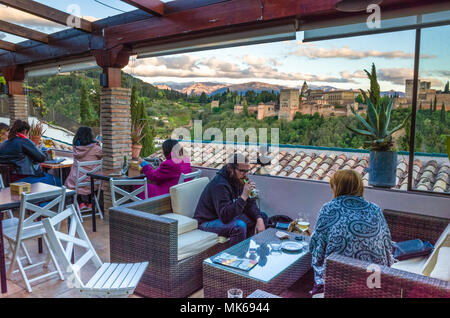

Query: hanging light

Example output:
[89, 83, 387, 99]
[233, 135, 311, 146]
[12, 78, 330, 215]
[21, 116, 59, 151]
[335, 0, 383, 12]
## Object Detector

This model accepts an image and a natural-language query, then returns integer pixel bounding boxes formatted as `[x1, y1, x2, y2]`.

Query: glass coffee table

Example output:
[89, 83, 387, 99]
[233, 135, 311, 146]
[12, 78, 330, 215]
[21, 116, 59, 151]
[203, 228, 312, 298]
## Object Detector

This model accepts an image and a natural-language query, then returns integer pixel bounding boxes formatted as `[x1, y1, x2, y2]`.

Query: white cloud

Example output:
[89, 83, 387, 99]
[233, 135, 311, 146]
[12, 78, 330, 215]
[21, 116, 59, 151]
[292, 43, 435, 60]
[126, 54, 354, 84]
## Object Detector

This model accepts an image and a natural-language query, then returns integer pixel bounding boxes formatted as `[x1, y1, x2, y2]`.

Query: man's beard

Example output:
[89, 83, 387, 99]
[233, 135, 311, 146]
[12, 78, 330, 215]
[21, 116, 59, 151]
[228, 168, 244, 188]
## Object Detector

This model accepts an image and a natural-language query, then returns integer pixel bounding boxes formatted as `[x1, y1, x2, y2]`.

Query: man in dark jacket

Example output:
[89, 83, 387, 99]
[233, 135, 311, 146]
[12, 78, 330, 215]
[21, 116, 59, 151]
[194, 153, 266, 245]
[0, 120, 60, 185]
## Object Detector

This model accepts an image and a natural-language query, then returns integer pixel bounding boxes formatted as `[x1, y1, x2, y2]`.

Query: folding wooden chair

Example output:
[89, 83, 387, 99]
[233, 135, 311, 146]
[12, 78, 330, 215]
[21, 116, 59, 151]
[73, 160, 103, 222]
[42, 205, 148, 297]
[178, 169, 202, 184]
[4, 187, 66, 292]
[110, 178, 148, 207]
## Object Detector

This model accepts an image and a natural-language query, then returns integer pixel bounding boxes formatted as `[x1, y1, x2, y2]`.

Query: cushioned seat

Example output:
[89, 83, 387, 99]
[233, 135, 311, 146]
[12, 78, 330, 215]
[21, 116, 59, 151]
[178, 229, 218, 261]
[161, 213, 198, 235]
[391, 256, 428, 274]
[170, 177, 210, 218]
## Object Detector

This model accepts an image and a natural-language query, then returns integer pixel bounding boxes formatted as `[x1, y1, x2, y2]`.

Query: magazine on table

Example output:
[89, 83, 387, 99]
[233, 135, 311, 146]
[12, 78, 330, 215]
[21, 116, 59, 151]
[212, 252, 258, 271]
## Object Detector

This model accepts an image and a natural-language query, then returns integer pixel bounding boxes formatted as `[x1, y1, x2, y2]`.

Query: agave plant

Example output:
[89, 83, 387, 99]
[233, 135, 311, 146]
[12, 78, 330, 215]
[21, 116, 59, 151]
[131, 120, 147, 145]
[346, 97, 411, 152]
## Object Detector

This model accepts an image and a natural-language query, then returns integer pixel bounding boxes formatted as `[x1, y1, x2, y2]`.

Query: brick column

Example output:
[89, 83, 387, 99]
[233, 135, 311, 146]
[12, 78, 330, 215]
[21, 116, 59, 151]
[9, 93, 28, 122]
[100, 87, 132, 216]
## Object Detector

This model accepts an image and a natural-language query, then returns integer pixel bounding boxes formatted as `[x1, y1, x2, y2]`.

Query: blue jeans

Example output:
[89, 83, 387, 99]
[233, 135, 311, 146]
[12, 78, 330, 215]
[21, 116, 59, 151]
[199, 213, 268, 246]
[18, 172, 62, 186]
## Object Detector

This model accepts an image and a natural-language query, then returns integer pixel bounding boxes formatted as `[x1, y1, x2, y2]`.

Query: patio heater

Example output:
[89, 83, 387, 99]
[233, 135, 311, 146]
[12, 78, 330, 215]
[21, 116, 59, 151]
[334, 0, 383, 12]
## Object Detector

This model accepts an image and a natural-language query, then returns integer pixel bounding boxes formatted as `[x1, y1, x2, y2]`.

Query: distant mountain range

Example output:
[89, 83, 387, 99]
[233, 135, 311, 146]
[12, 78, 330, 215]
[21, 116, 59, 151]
[153, 81, 405, 97]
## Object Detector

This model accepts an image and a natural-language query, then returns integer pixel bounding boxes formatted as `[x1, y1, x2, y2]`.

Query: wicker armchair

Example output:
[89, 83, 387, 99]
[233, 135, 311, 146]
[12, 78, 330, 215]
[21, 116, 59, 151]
[324, 209, 450, 298]
[109, 193, 228, 298]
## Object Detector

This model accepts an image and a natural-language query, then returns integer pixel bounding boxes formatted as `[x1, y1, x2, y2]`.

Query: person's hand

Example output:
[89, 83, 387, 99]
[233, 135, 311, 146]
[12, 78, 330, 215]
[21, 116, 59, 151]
[138, 157, 144, 165]
[241, 181, 255, 201]
[255, 217, 265, 234]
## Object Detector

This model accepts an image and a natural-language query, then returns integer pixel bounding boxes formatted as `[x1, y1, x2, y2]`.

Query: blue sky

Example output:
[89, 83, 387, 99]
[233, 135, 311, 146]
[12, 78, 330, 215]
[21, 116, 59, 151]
[0, 1, 448, 92]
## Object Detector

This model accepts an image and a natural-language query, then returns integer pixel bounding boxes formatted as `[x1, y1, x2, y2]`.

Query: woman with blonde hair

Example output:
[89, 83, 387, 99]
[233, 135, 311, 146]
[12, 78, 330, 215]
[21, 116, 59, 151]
[309, 169, 394, 296]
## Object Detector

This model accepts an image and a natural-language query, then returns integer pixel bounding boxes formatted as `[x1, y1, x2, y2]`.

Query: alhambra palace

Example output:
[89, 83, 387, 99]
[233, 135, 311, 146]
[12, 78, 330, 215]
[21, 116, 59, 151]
[229, 80, 450, 121]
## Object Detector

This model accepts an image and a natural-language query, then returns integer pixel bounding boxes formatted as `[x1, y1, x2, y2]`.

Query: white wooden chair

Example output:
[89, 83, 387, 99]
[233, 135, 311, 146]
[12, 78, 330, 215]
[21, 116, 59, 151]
[73, 160, 103, 222]
[110, 178, 148, 207]
[42, 205, 149, 297]
[0, 174, 32, 264]
[178, 169, 202, 184]
[4, 187, 66, 292]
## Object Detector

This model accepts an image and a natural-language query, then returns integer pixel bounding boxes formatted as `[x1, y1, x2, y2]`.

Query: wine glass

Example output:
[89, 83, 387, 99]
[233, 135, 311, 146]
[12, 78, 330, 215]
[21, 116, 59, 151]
[297, 212, 310, 233]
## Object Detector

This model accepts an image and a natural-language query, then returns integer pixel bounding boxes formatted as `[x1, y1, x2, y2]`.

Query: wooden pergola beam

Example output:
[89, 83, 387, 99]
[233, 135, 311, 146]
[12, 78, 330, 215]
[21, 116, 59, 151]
[122, 0, 164, 16]
[0, 39, 15, 52]
[0, 0, 92, 32]
[0, 20, 49, 43]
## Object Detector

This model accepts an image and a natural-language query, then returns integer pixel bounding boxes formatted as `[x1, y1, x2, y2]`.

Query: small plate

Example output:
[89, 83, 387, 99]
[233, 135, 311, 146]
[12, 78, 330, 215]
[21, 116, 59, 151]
[281, 241, 303, 252]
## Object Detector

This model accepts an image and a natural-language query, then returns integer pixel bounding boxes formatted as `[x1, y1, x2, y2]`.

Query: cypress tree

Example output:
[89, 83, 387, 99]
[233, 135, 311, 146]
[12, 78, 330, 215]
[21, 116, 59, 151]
[445, 81, 449, 93]
[131, 86, 154, 157]
[440, 102, 446, 123]
[79, 83, 92, 125]
[433, 95, 437, 112]
[429, 101, 433, 115]
[419, 101, 422, 111]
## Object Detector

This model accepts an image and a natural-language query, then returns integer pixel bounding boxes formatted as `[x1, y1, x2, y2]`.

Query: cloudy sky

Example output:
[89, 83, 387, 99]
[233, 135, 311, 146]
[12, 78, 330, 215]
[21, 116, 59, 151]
[1, 0, 449, 92]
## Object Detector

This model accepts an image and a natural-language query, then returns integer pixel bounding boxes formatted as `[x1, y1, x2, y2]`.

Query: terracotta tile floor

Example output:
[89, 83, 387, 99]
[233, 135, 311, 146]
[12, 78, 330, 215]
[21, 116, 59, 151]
[1, 217, 312, 298]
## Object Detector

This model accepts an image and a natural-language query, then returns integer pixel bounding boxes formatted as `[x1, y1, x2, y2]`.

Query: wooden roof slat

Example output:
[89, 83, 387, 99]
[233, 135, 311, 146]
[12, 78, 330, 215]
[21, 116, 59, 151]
[0, 0, 92, 32]
[0, 20, 49, 43]
[0, 39, 15, 51]
[122, 0, 164, 16]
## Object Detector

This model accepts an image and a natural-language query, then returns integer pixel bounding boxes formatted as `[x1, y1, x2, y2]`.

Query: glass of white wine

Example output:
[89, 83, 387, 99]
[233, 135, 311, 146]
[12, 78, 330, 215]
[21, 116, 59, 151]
[297, 212, 310, 233]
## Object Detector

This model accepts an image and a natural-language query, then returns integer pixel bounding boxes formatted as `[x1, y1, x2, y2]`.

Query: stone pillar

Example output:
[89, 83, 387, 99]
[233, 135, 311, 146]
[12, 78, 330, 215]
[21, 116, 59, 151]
[2, 66, 27, 124]
[9, 93, 28, 122]
[93, 46, 132, 217]
[100, 87, 132, 171]
[100, 87, 131, 216]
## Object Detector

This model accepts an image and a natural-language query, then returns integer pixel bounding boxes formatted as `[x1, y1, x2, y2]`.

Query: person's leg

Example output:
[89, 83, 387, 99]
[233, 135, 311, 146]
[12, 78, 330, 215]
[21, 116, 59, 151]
[199, 218, 247, 245]
[19, 173, 61, 186]
[238, 212, 269, 238]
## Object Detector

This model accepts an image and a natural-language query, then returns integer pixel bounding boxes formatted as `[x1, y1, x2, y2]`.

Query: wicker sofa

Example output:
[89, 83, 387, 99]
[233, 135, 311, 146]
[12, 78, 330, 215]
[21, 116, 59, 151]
[108, 178, 229, 298]
[324, 209, 450, 298]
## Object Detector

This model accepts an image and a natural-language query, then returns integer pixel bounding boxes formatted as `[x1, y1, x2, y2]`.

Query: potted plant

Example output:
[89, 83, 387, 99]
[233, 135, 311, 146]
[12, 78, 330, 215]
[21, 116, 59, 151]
[131, 120, 147, 159]
[29, 120, 46, 146]
[346, 64, 410, 187]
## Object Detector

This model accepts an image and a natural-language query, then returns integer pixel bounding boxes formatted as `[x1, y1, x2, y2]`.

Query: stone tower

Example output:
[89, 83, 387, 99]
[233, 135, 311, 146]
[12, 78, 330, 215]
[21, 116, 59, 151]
[301, 81, 308, 96]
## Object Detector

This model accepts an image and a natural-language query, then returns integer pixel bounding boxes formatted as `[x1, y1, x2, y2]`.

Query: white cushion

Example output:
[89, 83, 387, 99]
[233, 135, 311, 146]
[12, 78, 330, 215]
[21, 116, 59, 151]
[422, 223, 450, 276]
[170, 177, 209, 218]
[161, 213, 198, 235]
[429, 247, 450, 281]
[391, 256, 428, 275]
[178, 229, 218, 261]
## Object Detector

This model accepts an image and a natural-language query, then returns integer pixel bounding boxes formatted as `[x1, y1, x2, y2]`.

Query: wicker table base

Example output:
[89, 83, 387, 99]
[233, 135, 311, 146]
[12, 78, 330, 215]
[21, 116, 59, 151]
[203, 228, 311, 298]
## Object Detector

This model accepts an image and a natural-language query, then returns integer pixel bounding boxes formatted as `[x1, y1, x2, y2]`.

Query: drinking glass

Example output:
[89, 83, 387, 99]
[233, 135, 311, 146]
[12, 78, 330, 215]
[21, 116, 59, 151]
[297, 212, 310, 233]
[227, 288, 243, 298]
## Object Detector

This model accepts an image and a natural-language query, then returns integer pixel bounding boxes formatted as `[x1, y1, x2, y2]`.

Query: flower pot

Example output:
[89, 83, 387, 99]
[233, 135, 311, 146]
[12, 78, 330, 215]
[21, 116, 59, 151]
[366, 151, 397, 188]
[132, 144, 143, 159]
[30, 135, 41, 146]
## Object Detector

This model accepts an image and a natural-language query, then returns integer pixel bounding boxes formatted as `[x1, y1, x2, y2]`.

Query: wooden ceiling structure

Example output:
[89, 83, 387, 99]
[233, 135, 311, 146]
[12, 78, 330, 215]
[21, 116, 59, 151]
[0, 0, 448, 79]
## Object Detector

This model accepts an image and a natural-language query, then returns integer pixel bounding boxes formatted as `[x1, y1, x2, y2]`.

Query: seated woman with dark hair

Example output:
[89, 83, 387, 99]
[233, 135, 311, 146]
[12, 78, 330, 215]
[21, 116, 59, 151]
[65, 127, 102, 210]
[309, 169, 394, 296]
[0, 120, 61, 185]
[0, 123, 9, 143]
[138, 139, 191, 198]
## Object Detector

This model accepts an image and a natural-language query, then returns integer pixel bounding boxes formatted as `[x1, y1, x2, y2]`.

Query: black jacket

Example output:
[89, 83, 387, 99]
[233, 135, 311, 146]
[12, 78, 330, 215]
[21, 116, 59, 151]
[194, 166, 262, 225]
[0, 137, 46, 177]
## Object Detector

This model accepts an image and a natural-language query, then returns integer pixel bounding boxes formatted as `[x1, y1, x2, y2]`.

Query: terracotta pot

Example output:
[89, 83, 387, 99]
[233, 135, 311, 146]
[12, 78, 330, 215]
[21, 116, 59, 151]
[132, 144, 143, 159]
[31, 135, 41, 146]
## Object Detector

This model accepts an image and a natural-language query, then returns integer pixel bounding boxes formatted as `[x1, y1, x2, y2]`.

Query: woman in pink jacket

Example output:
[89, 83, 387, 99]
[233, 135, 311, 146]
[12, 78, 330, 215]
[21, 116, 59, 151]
[139, 139, 191, 198]
[65, 127, 102, 210]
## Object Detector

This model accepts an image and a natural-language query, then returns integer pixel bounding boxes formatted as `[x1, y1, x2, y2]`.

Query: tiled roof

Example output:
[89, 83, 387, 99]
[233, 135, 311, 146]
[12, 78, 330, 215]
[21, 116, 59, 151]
[148, 142, 450, 194]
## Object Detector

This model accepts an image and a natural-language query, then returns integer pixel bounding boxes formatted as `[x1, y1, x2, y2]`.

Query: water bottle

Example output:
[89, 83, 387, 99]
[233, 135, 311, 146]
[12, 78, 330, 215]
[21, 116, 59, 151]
[121, 155, 128, 176]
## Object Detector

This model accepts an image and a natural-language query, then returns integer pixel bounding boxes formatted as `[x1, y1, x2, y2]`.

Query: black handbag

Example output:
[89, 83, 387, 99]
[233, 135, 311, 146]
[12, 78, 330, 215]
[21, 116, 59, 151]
[392, 239, 434, 261]
[267, 215, 293, 229]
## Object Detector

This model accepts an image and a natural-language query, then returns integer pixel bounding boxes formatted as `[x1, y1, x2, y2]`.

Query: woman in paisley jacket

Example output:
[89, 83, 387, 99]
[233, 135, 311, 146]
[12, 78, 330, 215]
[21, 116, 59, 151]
[309, 169, 394, 295]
